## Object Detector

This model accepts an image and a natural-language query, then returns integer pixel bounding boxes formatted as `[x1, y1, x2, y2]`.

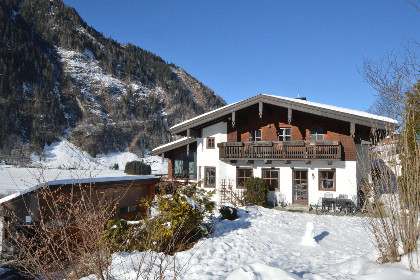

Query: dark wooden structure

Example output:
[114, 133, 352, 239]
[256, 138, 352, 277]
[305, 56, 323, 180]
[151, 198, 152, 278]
[0, 176, 160, 256]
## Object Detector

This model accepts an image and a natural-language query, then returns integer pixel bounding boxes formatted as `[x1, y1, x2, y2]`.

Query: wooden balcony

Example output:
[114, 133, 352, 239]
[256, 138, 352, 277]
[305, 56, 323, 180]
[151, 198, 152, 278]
[217, 140, 342, 162]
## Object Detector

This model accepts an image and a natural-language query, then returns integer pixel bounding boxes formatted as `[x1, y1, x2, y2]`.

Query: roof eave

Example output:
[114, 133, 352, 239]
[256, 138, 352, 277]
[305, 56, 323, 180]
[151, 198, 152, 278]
[169, 94, 398, 135]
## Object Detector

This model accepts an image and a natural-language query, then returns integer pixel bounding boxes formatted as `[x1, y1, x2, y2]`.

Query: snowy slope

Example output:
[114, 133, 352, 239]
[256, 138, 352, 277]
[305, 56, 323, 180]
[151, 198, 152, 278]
[83, 207, 420, 280]
[0, 139, 167, 196]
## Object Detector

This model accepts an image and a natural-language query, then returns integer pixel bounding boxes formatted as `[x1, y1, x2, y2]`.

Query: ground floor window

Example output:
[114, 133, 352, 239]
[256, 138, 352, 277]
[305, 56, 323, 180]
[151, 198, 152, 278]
[204, 167, 216, 187]
[237, 168, 253, 188]
[173, 150, 197, 179]
[319, 170, 336, 191]
[293, 170, 308, 204]
[262, 169, 279, 191]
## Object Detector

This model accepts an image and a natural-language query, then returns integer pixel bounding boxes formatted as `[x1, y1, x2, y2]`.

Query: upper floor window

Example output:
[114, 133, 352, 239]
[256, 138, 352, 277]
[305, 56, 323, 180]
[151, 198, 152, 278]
[207, 137, 215, 149]
[309, 128, 324, 141]
[278, 128, 291, 141]
[250, 129, 262, 141]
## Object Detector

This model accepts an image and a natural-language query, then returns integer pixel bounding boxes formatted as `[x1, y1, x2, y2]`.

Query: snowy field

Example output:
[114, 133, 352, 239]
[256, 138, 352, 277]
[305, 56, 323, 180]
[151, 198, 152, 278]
[0, 139, 167, 196]
[83, 207, 420, 280]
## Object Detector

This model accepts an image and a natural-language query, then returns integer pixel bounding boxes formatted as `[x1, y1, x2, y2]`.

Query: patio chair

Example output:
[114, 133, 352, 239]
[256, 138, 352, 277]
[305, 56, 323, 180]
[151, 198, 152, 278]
[324, 192, 333, 198]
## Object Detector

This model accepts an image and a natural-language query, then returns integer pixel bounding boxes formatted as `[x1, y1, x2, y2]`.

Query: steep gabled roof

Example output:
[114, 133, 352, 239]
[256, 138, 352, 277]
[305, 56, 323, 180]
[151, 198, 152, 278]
[170, 94, 398, 135]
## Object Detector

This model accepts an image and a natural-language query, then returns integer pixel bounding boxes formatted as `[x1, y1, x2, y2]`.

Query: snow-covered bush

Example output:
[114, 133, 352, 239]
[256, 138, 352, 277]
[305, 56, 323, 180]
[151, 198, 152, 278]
[219, 205, 238, 220]
[243, 177, 269, 207]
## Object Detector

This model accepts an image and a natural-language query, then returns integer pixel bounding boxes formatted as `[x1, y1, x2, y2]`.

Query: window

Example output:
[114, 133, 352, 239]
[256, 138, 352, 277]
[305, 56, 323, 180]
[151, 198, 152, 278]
[119, 205, 137, 215]
[319, 170, 336, 191]
[309, 128, 324, 141]
[293, 170, 308, 203]
[278, 128, 291, 141]
[262, 169, 279, 191]
[204, 167, 216, 187]
[250, 129, 262, 141]
[237, 168, 253, 188]
[207, 137, 215, 149]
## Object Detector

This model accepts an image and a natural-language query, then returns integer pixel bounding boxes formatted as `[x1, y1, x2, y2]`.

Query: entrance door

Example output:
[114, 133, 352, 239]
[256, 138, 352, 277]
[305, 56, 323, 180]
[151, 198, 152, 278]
[293, 170, 308, 204]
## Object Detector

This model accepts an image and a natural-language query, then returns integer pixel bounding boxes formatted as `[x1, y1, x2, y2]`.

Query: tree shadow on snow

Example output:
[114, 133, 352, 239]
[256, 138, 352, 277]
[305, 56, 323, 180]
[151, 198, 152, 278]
[210, 210, 252, 237]
[314, 231, 329, 243]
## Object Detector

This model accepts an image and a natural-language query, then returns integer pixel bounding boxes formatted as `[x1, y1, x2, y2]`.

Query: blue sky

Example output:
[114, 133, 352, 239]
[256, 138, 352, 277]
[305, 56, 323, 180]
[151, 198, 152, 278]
[62, 0, 419, 111]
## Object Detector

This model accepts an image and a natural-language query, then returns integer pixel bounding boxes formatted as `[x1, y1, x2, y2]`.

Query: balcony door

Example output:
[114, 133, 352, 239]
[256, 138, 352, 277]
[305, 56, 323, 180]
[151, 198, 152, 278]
[293, 170, 308, 204]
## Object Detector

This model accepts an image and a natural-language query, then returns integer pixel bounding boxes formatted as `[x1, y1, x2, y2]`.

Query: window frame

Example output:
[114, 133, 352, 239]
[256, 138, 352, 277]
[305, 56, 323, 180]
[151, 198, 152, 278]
[206, 137, 215, 149]
[236, 167, 253, 189]
[204, 166, 216, 188]
[262, 168, 280, 191]
[293, 170, 309, 204]
[250, 129, 262, 141]
[318, 169, 336, 191]
[278, 127, 292, 141]
[309, 128, 324, 141]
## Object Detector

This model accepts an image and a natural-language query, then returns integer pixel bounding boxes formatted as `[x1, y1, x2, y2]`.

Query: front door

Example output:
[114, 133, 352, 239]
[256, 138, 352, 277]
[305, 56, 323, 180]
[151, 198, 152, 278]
[293, 170, 308, 204]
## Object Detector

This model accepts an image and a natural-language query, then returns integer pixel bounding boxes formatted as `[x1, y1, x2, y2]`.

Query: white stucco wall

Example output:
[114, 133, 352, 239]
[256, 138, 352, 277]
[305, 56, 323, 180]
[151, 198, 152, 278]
[195, 121, 358, 206]
[228, 160, 357, 205]
[196, 122, 227, 202]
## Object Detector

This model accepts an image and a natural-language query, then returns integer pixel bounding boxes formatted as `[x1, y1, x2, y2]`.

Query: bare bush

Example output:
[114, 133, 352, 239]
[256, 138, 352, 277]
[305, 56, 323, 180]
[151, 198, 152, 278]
[5, 183, 120, 280]
[362, 109, 420, 270]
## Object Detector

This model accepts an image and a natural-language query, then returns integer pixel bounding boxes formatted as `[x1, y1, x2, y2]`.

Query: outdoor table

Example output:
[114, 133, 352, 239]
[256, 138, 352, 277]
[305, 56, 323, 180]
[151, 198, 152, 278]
[335, 198, 356, 213]
[322, 197, 336, 211]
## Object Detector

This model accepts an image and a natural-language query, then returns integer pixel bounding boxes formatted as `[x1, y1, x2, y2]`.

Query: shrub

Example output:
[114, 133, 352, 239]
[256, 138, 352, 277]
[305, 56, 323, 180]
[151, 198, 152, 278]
[103, 183, 215, 254]
[110, 163, 119, 170]
[219, 205, 238, 220]
[124, 160, 151, 175]
[243, 177, 269, 206]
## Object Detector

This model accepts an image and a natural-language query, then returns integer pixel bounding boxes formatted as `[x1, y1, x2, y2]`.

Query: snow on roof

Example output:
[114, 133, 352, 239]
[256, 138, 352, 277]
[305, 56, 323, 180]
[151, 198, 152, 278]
[267, 95, 397, 124]
[170, 94, 398, 132]
[151, 137, 196, 155]
[0, 175, 158, 205]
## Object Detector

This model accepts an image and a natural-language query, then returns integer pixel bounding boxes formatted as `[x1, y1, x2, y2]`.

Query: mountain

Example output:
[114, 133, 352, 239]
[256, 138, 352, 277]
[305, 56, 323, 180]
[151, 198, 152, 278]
[0, 0, 226, 160]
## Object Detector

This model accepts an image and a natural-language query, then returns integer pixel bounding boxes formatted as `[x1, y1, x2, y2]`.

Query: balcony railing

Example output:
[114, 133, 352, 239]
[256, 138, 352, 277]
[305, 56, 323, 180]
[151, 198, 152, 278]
[217, 140, 341, 161]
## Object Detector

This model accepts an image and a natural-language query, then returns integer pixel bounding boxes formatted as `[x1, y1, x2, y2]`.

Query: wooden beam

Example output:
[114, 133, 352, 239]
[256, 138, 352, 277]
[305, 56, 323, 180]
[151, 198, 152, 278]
[232, 111, 236, 128]
[288, 108, 292, 124]
[350, 122, 355, 139]
[187, 144, 189, 156]
[259, 102, 263, 118]
[187, 128, 201, 138]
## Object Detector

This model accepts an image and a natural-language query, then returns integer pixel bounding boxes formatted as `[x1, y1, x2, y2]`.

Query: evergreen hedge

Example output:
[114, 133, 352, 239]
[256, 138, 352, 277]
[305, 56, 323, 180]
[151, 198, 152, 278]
[243, 177, 269, 207]
[124, 160, 151, 175]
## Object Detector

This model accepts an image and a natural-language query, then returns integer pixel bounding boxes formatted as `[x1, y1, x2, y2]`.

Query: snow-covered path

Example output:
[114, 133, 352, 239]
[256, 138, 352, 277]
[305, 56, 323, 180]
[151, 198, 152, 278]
[92, 207, 419, 280]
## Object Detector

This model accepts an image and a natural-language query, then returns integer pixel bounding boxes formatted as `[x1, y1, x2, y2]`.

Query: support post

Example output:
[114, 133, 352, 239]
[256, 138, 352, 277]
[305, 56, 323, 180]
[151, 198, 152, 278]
[350, 122, 355, 139]
[259, 102, 263, 118]
[232, 111, 236, 128]
[288, 108, 292, 124]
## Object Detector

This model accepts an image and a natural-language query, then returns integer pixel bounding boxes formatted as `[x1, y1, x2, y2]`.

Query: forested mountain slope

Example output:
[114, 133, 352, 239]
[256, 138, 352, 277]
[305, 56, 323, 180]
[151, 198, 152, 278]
[0, 0, 225, 159]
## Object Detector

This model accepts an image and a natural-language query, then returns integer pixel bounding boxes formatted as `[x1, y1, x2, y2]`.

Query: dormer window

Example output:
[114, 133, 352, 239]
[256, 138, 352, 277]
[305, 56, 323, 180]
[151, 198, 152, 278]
[250, 129, 262, 141]
[309, 128, 324, 141]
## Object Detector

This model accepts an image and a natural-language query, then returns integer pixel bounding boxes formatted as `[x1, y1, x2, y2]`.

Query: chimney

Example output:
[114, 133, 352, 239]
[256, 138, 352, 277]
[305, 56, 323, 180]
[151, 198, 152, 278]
[296, 94, 307, 101]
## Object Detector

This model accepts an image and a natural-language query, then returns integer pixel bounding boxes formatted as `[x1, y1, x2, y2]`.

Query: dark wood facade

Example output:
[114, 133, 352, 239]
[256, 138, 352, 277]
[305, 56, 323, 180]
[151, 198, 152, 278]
[0, 177, 159, 224]
[225, 103, 371, 162]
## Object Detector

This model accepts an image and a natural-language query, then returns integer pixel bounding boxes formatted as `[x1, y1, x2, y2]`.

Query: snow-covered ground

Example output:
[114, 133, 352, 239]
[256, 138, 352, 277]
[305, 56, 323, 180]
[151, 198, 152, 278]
[83, 207, 420, 280]
[0, 139, 167, 196]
